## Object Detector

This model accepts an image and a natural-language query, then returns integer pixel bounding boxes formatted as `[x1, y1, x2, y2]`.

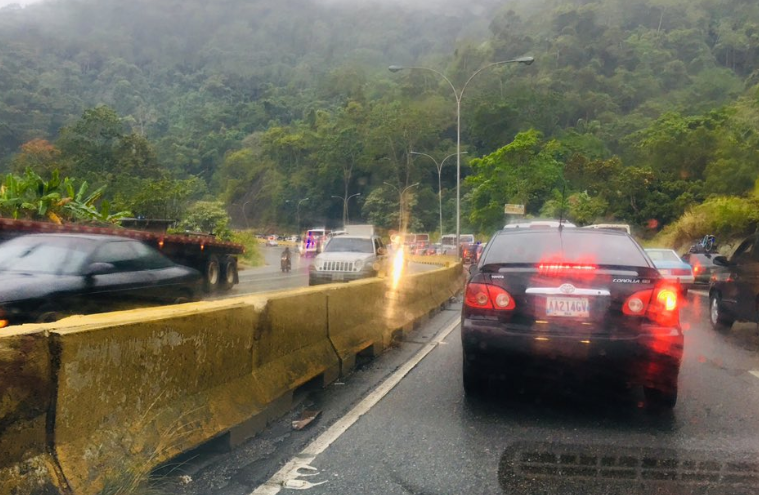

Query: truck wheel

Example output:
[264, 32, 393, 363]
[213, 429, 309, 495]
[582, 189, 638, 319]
[203, 255, 221, 293]
[219, 256, 237, 291]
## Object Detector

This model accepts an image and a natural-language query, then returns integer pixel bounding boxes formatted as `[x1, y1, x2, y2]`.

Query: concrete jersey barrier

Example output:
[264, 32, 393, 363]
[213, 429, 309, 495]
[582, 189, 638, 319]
[0, 263, 464, 495]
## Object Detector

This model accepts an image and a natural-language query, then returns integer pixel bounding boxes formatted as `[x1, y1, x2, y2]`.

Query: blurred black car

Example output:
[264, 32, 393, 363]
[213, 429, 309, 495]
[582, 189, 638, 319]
[682, 252, 719, 285]
[0, 234, 202, 327]
[709, 235, 759, 331]
[463, 229, 683, 408]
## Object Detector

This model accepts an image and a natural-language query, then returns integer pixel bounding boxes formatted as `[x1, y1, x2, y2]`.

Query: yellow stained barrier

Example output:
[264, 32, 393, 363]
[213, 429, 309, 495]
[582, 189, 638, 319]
[0, 263, 464, 495]
[0, 328, 65, 495]
[249, 288, 340, 404]
[49, 299, 266, 495]
[325, 279, 387, 374]
[408, 254, 457, 266]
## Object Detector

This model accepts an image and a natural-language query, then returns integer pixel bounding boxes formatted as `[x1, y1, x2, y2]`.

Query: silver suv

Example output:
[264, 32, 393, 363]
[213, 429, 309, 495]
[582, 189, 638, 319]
[309, 235, 387, 286]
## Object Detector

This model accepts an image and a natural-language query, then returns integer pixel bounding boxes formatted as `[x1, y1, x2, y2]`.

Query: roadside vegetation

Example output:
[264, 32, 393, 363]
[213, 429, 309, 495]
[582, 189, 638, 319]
[1, 0, 759, 243]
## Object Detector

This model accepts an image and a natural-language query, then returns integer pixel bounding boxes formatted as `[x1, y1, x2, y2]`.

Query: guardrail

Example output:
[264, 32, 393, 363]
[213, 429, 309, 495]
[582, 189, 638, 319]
[0, 263, 465, 495]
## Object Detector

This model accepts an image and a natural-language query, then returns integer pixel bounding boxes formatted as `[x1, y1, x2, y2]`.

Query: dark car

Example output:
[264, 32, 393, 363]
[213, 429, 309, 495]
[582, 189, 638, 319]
[0, 234, 202, 327]
[462, 229, 683, 408]
[682, 252, 719, 285]
[708, 235, 759, 331]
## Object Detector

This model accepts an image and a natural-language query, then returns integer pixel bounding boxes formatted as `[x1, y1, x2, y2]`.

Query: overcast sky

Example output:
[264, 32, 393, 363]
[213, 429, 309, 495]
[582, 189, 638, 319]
[0, 0, 41, 6]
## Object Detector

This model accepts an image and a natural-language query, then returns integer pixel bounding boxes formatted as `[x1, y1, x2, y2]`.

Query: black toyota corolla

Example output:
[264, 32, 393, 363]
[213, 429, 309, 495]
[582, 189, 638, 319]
[0, 233, 202, 326]
[461, 228, 683, 408]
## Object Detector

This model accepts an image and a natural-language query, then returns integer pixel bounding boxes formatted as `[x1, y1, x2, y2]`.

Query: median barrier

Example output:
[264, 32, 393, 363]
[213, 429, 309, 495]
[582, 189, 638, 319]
[0, 263, 464, 495]
[325, 279, 387, 375]
[249, 287, 340, 404]
[48, 299, 268, 494]
[0, 328, 66, 495]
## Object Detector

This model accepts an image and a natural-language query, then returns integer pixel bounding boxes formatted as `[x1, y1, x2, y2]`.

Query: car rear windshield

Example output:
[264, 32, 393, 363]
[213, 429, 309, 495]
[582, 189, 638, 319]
[646, 250, 681, 262]
[324, 237, 374, 253]
[484, 231, 649, 267]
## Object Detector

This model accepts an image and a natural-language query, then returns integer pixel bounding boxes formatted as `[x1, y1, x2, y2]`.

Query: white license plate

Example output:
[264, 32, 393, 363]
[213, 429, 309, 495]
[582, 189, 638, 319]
[332, 273, 345, 281]
[546, 297, 590, 318]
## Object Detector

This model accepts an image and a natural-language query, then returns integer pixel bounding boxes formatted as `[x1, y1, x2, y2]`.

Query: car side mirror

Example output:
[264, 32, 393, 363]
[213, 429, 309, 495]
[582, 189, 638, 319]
[712, 256, 730, 267]
[468, 264, 479, 276]
[84, 262, 116, 277]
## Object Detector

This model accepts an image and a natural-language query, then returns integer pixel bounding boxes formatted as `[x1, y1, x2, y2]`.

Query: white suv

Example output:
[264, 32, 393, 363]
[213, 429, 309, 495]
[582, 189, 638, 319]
[309, 235, 387, 286]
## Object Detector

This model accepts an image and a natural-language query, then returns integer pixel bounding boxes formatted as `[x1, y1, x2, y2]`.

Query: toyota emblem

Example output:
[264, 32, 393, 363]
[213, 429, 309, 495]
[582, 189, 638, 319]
[559, 284, 576, 294]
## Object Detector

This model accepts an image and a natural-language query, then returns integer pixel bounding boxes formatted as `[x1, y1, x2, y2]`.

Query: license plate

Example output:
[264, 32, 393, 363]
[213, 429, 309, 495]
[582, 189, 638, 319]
[546, 297, 589, 318]
[332, 273, 345, 281]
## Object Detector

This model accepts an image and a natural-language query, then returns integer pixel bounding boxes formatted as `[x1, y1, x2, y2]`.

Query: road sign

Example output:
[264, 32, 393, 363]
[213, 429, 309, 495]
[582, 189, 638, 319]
[504, 204, 525, 215]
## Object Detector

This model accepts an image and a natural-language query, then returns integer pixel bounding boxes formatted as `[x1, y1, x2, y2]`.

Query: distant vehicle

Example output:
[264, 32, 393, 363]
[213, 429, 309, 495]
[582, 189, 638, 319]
[265, 235, 279, 247]
[345, 224, 375, 237]
[475, 242, 487, 262]
[0, 218, 240, 293]
[0, 234, 202, 326]
[463, 228, 682, 408]
[584, 223, 632, 235]
[309, 234, 388, 286]
[440, 234, 475, 256]
[709, 235, 759, 331]
[504, 219, 577, 229]
[300, 228, 331, 256]
[682, 252, 719, 285]
[645, 249, 694, 295]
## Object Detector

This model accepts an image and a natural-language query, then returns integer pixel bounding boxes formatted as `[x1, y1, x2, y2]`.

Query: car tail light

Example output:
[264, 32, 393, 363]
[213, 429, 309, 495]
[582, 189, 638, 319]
[623, 283, 679, 326]
[538, 264, 597, 276]
[693, 265, 701, 274]
[671, 268, 691, 276]
[464, 283, 516, 310]
[0, 308, 7, 329]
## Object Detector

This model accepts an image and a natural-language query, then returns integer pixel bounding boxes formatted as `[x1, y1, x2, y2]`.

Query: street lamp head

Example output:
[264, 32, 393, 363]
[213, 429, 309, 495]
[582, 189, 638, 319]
[388, 65, 405, 73]
[513, 56, 535, 65]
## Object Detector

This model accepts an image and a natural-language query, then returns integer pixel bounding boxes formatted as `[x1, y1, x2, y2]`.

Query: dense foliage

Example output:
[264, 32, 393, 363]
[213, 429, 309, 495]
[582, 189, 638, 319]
[2, 0, 759, 238]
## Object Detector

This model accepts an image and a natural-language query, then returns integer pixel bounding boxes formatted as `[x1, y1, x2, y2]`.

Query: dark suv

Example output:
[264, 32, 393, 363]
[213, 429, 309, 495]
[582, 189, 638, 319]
[709, 235, 759, 331]
[462, 228, 684, 408]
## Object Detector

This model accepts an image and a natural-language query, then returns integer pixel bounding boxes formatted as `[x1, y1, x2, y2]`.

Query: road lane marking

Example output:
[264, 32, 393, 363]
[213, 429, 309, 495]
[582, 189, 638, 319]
[749, 371, 759, 380]
[692, 290, 708, 298]
[250, 316, 461, 494]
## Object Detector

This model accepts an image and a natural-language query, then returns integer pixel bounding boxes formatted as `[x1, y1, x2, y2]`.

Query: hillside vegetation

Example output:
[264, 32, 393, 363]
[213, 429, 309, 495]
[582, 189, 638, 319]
[1, 0, 759, 242]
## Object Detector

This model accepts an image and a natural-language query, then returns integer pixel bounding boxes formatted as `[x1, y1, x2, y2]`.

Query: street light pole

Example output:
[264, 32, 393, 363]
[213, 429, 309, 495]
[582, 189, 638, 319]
[389, 56, 534, 260]
[332, 193, 361, 229]
[384, 182, 420, 233]
[410, 151, 467, 242]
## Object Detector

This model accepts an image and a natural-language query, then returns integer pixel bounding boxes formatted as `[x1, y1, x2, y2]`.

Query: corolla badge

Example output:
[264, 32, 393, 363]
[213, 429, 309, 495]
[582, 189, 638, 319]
[559, 283, 576, 294]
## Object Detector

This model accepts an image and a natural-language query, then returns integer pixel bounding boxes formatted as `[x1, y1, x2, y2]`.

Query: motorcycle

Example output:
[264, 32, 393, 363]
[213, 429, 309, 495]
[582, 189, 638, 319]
[281, 254, 292, 272]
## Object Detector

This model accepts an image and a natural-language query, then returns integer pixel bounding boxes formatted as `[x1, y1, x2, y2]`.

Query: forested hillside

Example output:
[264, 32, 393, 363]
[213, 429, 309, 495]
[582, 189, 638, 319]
[1, 0, 759, 239]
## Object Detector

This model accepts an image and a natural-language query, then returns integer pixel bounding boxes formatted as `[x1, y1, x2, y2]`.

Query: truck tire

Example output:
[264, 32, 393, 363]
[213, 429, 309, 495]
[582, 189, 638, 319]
[203, 255, 221, 293]
[219, 256, 237, 291]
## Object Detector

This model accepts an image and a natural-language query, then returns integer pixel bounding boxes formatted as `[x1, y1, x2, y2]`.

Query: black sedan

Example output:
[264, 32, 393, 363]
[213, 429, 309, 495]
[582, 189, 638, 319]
[0, 233, 202, 326]
[708, 234, 759, 331]
[462, 228, 684, 409]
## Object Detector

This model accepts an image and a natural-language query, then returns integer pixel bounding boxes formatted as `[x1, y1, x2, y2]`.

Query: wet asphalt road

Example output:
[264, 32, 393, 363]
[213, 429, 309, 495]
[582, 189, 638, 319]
[170, 291, 759, 495]
[210, 246, 436, 299]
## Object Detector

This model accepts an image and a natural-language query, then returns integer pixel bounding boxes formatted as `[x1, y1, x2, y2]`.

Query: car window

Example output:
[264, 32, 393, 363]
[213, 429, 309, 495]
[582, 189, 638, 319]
[646, 250, 681, 262]
[0, 237, 91, 275]
[484, 232, 649, 267]
[732, 238, 754, 262]
[323, 237, 374, 253]
[90, 241, 141, 272]
[131, 242, 175, 270]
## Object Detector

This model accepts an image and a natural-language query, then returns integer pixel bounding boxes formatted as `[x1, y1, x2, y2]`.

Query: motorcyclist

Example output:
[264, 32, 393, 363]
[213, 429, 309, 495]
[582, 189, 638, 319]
[281, 246, 292, 272]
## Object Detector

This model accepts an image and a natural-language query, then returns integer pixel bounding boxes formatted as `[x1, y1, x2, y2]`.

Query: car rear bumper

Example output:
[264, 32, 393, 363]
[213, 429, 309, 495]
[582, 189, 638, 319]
[660, 274, 694, 287]
[462, 318, 683, 386]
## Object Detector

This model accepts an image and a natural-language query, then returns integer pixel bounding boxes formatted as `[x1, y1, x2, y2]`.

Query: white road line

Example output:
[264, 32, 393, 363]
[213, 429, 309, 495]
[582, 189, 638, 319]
[250, 316, 461, 494]
[692, 290, 709, 298]
[749, 370, 759, 380]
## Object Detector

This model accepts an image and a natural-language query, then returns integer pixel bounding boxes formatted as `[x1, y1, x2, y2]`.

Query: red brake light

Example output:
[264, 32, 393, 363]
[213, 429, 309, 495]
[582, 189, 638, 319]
[623, 283, 679, 326]
[464, 283, 516, 311]
[693, 265, 701, 273]
[538, 264, 597, 276]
